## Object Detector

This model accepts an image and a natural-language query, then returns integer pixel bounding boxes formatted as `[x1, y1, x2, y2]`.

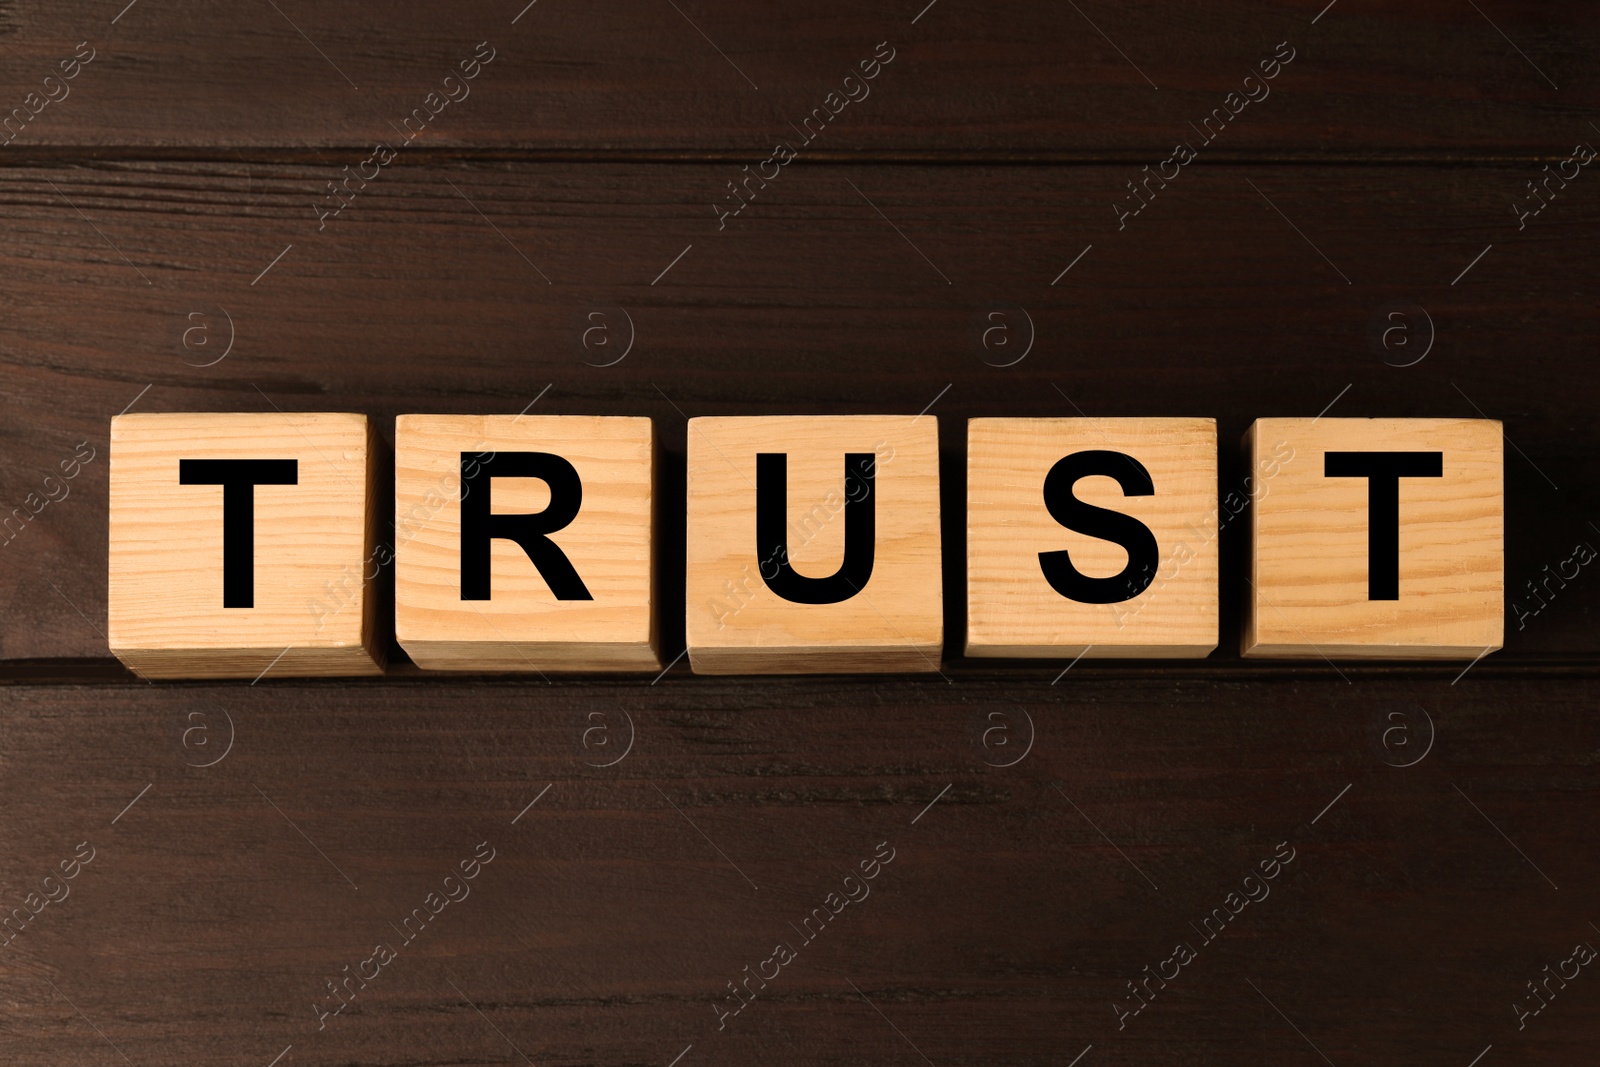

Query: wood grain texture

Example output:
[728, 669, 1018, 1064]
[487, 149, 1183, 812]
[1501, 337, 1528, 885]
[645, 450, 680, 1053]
[1, 0, 1598, 1060]
[106, 411, 384, 678]
[686, 415, 942, 673]
[966, 417, 1219, 658]
[0, 1, 1594, 156]
[0, 672, 1595, 1066]
[1243, 417, 1504, 659]
[394, 414, 661, 672]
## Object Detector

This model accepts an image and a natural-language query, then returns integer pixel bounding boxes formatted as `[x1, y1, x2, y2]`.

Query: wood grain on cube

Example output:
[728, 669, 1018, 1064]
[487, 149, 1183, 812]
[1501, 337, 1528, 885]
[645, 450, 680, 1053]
[394, 414, 658, 672]
[107, 412, 382, 679]
[1243, 417, 1503, 659]
[966, 417, 1217, 659]
[686, 415, 941, 674]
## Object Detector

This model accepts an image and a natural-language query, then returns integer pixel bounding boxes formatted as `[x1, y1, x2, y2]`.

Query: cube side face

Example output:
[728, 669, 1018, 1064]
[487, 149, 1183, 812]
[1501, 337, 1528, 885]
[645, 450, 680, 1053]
[685, 416, 943, 674]
[106, 412, 381, 679]
[965, 417, 1218, 659]
[361, 415, 388, 673]
[393, 415, 658, 673]
[112, 643, 382, 680]
[1241, 420, 1263, 656]
[686, 643, 941, 675]
[1238, 420, 1304, 654]
[1244, 417, 1504, 658]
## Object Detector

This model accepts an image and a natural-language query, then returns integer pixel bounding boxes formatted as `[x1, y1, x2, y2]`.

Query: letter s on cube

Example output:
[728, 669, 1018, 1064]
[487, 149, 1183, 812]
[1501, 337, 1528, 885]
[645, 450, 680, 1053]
[1243, 417, 1503, 659]
[394, 414, 659, 673]
[965, 417, 1218, 659]
[107, 412, 384, 679]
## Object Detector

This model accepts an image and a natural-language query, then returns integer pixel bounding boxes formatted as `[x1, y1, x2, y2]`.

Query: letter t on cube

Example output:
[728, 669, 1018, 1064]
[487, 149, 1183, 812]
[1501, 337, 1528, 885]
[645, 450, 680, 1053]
[1243, 417, 1503, 658]
[394, 415, 659, 672]
[107, 412, 384, 679]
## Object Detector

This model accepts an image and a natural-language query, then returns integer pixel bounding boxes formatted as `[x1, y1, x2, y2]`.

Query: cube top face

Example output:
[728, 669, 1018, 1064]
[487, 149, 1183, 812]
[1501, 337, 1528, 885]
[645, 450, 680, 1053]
[1244, 417, 1504, 659]
[966, 417, 1218, 659]
[107, 412, 381, 679]
[686, 415, 942, 674]
[393, 414, 658, 672]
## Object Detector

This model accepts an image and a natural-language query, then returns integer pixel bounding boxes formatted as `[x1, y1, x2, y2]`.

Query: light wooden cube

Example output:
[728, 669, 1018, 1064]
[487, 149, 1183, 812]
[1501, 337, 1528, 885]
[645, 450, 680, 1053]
[966, 417, 1218, 659]
[686, 415, 942, 674]
[108, 412, 384, 679]
[394, 414, 659, 673]
[1243, 417, 1503, 659]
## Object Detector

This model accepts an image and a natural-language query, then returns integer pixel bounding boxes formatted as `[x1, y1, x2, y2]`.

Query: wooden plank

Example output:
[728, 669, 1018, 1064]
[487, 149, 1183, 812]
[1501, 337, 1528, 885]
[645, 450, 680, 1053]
[0, 673, 1593, 1064]
[0, 161, 1593, 667]
[0, 0, 1592, 156]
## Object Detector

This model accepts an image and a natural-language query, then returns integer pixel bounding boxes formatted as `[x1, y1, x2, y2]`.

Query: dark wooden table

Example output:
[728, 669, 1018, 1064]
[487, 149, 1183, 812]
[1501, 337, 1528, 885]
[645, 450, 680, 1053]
[0, 2, 1596, 1064]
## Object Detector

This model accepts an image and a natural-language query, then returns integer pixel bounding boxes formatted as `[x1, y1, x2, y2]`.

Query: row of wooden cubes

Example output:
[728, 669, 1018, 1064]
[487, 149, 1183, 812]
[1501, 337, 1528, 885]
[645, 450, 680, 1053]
[106, 414, 1503, 678]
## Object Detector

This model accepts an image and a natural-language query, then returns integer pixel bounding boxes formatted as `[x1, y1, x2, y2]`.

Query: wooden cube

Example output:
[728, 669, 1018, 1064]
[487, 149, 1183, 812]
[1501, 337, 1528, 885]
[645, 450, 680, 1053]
[108, 412, 384, 679]
[1243, 417, 1503, 659]
[394, 414, 658, 672]
[966, 417, 1218, 659]
[686, 415, 942, 674]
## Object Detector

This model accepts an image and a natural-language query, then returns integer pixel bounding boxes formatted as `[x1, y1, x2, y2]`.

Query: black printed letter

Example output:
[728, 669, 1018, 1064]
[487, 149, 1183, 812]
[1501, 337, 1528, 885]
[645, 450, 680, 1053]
[1324, 451, 1443, 600]
[460, 452, 592, 601]
[178, 458, 298, 608]
[1038, 451, 1159, 604]
[756, 452, 875, 604]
